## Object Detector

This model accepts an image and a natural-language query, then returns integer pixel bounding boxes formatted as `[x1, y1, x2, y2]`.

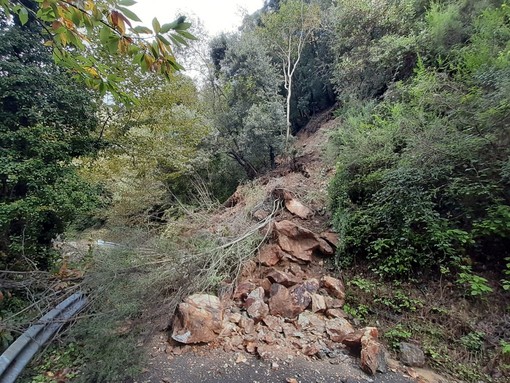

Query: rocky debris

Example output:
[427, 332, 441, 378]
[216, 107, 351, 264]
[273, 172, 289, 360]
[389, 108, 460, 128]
[399, 342, 426, 367]
[275, 220, 334, 262]
[321, 276, 345, 301]
[171, 294, 224, 344]
[245, 287, 269, 320]
[169, 213, 392, 377]
[258, 244, 283, 266]
[269, 284, 299, 318]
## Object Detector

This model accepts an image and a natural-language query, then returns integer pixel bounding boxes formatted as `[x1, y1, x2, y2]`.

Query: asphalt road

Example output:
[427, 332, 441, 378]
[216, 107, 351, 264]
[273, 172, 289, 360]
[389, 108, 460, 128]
[137, 348, 417, 383]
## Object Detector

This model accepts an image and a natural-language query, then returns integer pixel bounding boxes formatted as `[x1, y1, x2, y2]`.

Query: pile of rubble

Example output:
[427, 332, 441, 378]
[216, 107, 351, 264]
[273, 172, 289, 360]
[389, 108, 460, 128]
[167, 188, 392, 376]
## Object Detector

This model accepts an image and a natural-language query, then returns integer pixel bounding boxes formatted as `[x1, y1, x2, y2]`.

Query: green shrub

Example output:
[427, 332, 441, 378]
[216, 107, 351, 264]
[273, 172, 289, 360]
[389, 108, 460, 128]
[329, 1, 510, 279]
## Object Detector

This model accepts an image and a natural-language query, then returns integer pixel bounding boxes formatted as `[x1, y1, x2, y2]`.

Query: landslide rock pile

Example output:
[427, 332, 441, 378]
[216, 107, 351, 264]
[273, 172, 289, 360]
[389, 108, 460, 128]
[168, 192, 388, 376]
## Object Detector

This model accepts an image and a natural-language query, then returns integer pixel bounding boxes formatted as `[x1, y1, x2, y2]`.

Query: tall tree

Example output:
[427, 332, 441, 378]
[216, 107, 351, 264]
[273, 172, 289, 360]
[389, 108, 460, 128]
[258, 0, 321, 142]
[0, 12, 100, 269]
[207, 32, 285, 179]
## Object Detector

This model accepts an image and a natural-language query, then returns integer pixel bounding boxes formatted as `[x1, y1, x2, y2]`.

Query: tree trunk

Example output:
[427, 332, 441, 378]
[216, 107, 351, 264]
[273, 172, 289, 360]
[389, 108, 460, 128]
[229, 150, 258, 180]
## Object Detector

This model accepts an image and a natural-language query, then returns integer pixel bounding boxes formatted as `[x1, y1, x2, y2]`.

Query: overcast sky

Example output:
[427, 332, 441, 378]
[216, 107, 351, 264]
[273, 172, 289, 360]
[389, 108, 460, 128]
[131, 0, 265, 36]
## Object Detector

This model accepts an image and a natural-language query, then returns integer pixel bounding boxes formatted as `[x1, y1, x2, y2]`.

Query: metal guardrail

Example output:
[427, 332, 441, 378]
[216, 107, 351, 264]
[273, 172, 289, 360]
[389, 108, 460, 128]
[0, 292, 87, 383]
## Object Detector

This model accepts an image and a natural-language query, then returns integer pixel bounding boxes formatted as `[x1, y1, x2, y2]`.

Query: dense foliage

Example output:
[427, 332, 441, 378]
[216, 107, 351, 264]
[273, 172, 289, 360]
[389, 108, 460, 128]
[0, 15, 101, 269]
[328, 0, 510, 280]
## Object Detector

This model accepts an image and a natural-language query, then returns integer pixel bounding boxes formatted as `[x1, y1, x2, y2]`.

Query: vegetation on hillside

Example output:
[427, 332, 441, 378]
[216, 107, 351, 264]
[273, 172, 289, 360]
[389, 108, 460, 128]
[1, 0, 509, 382]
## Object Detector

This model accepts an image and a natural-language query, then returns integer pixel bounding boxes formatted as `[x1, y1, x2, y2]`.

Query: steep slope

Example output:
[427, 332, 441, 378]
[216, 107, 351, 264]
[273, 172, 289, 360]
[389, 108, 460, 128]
[137, 113, 446, 383]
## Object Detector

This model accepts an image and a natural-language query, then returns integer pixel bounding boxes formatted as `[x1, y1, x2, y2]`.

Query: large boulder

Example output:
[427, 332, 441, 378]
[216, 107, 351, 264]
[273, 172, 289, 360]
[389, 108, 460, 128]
[171, 294, 224, 344]
[275, 220, 334, 262]
[399, 342, 426, 367]
[269, 283, 313, 319]
[360, 328, 387, 375]
[325, 318, 355, 342]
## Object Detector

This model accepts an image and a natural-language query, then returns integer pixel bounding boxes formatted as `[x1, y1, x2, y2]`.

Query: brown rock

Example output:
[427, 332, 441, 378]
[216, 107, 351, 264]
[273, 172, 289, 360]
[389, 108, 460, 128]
[320, 231, 339, 247]
[258, 244, 283, 267]
[303, 343, 321, 356]
[267, 269, 300, 287]
[324, 296, 344, 309]
[361, 327, 387, 375]
[229, 312, 242, 323]
[341, 330, 363, 349]
[262, 315, 284, 333]
[233, 281, 256, 300]
[361, 337, 387, 375]
[239, 315, 255, 334]
[321, 276, 345, 300]
[289, 263, 304, 277]
[282, 191, 313, 220]
[325, 308, 347, 318]
[325, 318, 355, 342]
[275, 220, 334, 262]
[311, 294, 327, 313]
[259, 278, 272, 294]
[289, 284, 313, 313]
[301, 278, 320, 294]
[268, 283, 311, 319]
[245, 287, 269, 320]
[171, 294, 223, 344]
[245, 341, 257, 354]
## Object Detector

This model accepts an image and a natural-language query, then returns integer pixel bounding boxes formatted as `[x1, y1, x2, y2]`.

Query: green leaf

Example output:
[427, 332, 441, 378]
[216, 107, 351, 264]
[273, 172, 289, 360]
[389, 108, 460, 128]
[152, 17, 160, 34]
[117, 6, 141, 22]
[99, 25, 110, 43]
[176, 30, 197, 40]
[175, 22, 192, 30]
[131, 26, 152, 34]
[170, 34, 187, 46]
[118, 0, 137, 6]
[107, 37, 119, 54]
[18, 7, 29, 25]
[160, 21, 177, 34]
[156, 34, 171, 46]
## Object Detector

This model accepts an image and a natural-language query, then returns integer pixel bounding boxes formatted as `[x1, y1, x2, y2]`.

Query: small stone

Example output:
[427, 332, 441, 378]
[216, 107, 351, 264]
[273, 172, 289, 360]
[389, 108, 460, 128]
[239, 316, 255, 334]
[235, 353, 248, 364]
[245, 287, 269, 320]
[262, 315, 284, 332]
[325, 308, 346, 318]
[233, 282, 257, 300]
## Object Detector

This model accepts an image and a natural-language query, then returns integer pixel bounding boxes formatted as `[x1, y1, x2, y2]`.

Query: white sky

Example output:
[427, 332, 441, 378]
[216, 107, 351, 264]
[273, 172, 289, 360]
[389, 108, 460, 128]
[131, 0, 265, 36]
